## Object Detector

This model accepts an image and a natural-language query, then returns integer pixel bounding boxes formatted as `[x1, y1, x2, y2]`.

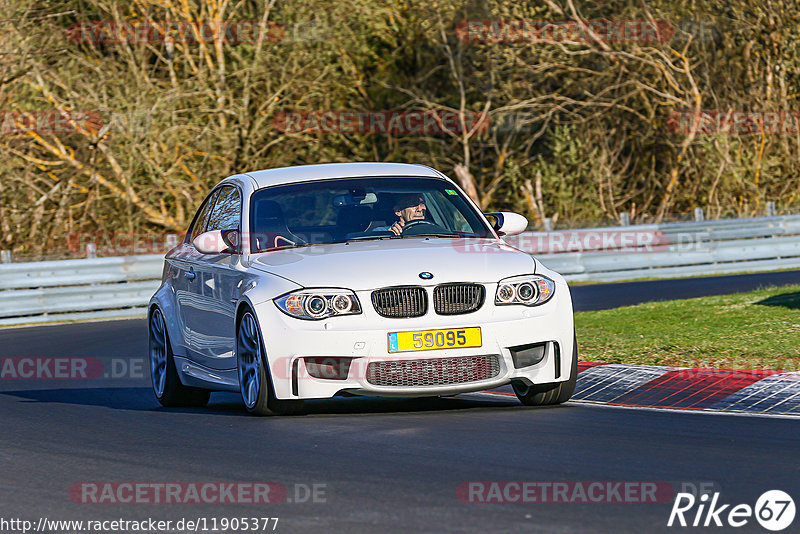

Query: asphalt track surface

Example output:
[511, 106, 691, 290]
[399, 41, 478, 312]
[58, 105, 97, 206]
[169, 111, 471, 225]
[570, 268, 800, 311]
[2, 269, 800, 533]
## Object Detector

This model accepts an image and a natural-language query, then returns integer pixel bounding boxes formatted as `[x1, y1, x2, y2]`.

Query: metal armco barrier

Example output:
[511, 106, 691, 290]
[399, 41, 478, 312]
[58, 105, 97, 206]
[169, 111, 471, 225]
[0, 256, 164, 326]
[1, 215, 800, 326]
[531, 215, 800, 280]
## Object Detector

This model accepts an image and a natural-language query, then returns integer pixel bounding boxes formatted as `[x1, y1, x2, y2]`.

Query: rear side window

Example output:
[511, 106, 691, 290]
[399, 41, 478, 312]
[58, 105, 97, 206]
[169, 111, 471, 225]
[206, 186, 241, 232]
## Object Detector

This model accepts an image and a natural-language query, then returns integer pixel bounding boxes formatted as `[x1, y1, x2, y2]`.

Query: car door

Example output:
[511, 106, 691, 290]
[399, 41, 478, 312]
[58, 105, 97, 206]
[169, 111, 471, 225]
[174, 189, 218, 362]
[185, 185, 244, 370]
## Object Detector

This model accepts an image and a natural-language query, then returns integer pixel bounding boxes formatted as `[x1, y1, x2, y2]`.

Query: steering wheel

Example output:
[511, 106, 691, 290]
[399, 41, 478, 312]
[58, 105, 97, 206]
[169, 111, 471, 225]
[401, 219, 435, 233]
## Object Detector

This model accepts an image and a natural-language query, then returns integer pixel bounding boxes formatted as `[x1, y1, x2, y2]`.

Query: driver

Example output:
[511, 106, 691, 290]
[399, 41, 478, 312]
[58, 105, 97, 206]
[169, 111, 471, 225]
[381, 193, 427, 235]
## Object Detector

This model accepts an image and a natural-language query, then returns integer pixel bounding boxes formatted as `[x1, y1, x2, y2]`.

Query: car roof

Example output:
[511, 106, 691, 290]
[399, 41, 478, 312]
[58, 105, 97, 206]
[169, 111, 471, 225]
[242, 162, 447, 189]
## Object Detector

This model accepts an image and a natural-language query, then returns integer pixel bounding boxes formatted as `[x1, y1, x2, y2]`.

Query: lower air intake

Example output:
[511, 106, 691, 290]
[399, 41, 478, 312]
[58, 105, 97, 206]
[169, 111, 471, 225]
[366, 355, 501, 387]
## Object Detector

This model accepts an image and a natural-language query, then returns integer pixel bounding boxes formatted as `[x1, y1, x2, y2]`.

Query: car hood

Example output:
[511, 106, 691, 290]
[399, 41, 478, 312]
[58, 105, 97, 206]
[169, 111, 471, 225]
[248, 238, 536, 290]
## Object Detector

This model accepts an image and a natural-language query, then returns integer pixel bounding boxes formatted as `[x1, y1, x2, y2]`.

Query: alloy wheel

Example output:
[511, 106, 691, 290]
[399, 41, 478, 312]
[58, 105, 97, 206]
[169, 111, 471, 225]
[149, 308, 168, 398]
[237, 312, 263, 409]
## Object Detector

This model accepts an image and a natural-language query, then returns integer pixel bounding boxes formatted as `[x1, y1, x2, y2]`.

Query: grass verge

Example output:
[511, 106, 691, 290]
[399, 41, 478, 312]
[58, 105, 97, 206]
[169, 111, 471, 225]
[575, 284, 800, 371]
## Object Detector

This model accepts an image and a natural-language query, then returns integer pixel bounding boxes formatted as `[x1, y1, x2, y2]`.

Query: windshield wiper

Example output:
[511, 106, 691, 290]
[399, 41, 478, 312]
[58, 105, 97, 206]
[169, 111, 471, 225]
[345, 234, 402, 242]
[401, 233, 464, 239]
[256, 233, 467, 252]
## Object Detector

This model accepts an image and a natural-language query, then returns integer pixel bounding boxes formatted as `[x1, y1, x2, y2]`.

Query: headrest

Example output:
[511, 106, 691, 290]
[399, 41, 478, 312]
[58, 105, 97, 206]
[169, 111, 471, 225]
[254, 199, 284, 221]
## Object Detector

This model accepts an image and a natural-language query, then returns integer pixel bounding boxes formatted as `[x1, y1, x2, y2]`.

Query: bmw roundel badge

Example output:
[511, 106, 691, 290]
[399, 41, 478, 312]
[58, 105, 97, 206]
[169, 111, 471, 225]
[419, 272, 434, 280]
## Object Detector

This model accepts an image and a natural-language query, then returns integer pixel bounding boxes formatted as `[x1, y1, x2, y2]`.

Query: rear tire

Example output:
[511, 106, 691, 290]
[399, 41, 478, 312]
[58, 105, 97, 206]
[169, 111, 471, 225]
[237, 310, 304, 416]
[149, 307, 210, 408]
[513, 334, 578, 406]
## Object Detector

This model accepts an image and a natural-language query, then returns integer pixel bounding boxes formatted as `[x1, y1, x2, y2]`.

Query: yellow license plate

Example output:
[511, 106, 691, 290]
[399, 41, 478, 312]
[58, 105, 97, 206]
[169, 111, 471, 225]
[387, 327, 482, 353]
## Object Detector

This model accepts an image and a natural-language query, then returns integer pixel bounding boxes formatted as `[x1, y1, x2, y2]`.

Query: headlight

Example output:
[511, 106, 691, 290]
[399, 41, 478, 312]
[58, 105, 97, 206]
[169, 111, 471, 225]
[494, 275, 555, 307]
[274, 289, 362, 320]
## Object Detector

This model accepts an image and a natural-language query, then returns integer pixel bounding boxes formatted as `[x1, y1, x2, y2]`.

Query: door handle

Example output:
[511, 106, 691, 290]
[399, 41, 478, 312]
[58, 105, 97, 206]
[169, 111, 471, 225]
[185, 268, 196, 281]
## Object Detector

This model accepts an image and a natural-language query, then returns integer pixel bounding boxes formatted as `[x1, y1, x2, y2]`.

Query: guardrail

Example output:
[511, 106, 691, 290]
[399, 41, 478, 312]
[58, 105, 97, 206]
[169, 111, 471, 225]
[530, 214, 800, 281]
[0, 255, 164, 326]
[2, 214, 800, 326]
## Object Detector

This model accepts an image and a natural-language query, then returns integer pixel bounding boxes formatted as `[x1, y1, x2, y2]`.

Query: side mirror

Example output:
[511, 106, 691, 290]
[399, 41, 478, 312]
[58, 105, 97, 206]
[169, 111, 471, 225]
[193, 229, 239, 254]
[484, 212, 528, 236]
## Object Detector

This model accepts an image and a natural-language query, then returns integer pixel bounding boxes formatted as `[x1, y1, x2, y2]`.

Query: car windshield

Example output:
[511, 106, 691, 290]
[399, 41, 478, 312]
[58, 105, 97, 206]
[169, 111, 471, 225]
[249, 176, 492, 252]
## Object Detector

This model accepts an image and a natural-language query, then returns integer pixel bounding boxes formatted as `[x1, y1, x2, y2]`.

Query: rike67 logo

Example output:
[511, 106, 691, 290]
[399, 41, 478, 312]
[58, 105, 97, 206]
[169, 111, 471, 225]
[668, 490, 795, 531]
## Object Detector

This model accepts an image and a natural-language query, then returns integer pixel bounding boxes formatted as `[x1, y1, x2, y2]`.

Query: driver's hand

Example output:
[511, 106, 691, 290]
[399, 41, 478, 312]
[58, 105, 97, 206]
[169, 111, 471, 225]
[389, 219, 405, 236]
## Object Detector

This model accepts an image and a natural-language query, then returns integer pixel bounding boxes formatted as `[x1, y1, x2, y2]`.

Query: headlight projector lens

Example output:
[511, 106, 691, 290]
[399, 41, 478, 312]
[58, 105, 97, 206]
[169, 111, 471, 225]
[517, 282, 536, 302]
[305, 295, 328, 317]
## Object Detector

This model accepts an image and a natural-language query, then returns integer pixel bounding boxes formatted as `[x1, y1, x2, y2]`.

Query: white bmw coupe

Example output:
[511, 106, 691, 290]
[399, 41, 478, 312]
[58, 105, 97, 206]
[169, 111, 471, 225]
[148, 162, 576, 415]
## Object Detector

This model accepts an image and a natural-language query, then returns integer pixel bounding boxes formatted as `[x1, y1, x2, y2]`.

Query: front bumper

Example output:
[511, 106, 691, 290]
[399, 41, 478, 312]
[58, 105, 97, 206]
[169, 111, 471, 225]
[252, 282, 575, 400]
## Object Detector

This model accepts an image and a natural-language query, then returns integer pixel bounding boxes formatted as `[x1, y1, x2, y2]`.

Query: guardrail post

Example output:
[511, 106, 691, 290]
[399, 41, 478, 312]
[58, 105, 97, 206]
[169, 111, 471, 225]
[694, 207, 705, 222]
[165, 234, 178, 250]
[0, 250, 10, 264]
[766, 201, 776, 217]
[85, 243, 97, 259]
[619, 212, 630, 226]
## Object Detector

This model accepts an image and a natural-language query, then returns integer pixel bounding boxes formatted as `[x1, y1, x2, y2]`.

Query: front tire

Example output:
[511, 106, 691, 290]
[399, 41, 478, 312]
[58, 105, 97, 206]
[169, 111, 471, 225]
[237, 310, 303, 416]
[513, 335, 578, 406]
[149, 307, 210, 408]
